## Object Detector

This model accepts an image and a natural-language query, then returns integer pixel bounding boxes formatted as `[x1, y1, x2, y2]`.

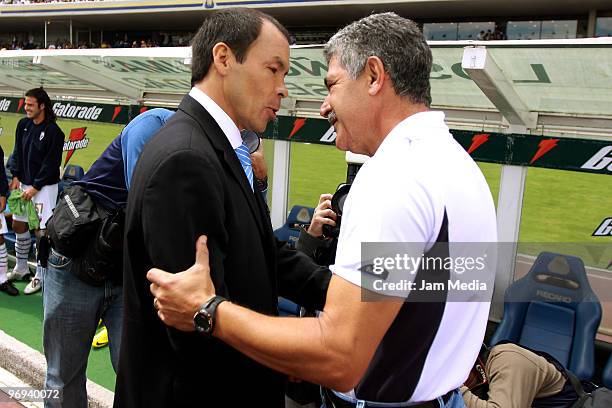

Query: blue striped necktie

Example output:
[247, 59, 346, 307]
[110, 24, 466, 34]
[234, 142, 254, 191]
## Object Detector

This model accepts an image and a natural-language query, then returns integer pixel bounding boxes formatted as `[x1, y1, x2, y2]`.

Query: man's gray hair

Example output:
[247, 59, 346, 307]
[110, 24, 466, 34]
[324, 12, 432, 106]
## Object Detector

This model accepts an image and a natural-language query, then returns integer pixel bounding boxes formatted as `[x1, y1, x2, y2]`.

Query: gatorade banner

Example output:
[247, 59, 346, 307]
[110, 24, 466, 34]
[1, 95, 610, 175]
[262, 116, 612, 175]
[0, 96, 133, 124]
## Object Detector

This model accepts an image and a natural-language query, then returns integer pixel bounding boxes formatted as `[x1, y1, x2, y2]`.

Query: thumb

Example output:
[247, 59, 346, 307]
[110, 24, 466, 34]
[194, 235, 209, 268]
[147, 267, 172, 285]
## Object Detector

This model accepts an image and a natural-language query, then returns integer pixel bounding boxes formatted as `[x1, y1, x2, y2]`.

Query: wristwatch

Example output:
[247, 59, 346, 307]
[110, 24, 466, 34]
[193, 295, 227, 336]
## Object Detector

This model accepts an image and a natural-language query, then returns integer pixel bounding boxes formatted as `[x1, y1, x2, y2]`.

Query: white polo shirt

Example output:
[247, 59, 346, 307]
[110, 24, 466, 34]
[330, 111, 497, 402]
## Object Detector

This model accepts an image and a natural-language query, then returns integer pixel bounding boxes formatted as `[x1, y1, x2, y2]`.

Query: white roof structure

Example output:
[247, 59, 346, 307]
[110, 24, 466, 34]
[1, 37, 611, 138]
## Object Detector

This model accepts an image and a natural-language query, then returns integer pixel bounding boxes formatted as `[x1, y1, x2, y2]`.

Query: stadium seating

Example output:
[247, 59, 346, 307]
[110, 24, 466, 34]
[273, 205, 315, 316]
[58, 164, 84, 191]
[603, 354, 612, 389]
[273, 205, 314, 249]
[490, 252, 602, 380]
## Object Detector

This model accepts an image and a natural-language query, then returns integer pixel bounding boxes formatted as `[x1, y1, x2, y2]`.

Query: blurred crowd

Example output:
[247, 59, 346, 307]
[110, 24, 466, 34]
[2, 0, 106, 4]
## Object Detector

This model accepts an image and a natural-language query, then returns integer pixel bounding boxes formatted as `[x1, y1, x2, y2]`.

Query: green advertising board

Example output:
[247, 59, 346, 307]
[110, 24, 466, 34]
[262, 116, 612, 175]
[1, 95, 610, 175]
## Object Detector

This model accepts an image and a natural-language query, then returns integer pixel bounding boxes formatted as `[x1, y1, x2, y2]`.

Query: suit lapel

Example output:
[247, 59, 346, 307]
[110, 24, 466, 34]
[177, 95, 266, 237]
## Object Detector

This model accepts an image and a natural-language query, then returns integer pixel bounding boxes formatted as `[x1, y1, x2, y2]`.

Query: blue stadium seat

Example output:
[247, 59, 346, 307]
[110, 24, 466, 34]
[490, 252, 602, 380]
[273, 205, 315, 316]
[278, 297, 303, 317]
[603, 354, 612, 389]
[58, 164, 85, 196]
[273, 205, 314, 249]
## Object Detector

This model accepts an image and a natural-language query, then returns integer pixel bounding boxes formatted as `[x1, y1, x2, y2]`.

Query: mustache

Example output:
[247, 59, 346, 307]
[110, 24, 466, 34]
[327, 110, 337, 125]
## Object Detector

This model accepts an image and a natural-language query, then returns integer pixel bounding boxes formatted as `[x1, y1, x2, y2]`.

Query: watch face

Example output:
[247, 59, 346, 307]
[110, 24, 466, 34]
[194, 311, 212, 334]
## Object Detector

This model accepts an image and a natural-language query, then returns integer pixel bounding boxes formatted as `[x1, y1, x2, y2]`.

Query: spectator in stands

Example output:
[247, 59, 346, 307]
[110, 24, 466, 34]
[7, 87, 64, 295]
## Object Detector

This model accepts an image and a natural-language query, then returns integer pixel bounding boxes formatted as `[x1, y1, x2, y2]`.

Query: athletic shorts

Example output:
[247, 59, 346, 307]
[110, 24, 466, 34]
[0, 213, 7, 234]
[12, 183, 58, 230]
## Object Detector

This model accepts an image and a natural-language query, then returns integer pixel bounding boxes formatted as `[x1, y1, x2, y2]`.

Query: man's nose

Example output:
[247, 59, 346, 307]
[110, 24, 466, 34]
[320, 99, 332, 118]
[277, 81, 288, 98]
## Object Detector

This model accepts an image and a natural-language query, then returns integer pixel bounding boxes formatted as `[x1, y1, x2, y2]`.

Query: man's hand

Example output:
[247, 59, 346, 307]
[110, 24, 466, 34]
[307, 193, 336, 238]
[21, 187, 39, 201]
[148, 235, 216, 332]
[250, 139, 268, 181]
[0, 196, 6, 213]
[9, 177, 19, 191]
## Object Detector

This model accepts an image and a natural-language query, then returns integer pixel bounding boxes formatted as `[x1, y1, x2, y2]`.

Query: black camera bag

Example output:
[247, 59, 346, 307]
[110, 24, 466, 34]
[47, 185, 103, 258]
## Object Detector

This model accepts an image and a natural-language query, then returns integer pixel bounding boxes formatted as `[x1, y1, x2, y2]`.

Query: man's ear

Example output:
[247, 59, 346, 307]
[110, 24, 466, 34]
[211, 42, 234, 76]
[365, 56, 385, 96]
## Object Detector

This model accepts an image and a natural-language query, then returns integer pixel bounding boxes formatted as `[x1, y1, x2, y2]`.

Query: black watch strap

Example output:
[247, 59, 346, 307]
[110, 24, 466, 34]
[194, 295, 227, 336]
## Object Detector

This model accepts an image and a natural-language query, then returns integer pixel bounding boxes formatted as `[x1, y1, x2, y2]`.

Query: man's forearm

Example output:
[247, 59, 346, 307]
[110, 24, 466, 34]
[214, 301, 354, 391]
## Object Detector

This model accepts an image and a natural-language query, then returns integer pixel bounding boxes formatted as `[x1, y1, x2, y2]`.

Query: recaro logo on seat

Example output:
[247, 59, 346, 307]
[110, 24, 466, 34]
[581, 146, 612, 172]
[593, 218, 612, 237]
[536, 290, 572, 303]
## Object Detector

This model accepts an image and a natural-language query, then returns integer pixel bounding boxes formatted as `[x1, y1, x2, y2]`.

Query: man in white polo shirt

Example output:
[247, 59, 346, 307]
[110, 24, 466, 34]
[148, 12, 497, 408]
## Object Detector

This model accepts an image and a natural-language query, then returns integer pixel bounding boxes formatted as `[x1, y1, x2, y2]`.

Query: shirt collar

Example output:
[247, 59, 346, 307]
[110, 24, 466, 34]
[375, 111, 448, 155]
[189, 87, 242, 150]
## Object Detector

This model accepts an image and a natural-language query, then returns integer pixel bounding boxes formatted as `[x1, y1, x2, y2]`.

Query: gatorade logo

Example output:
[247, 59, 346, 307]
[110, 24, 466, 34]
[593, 218, 612, 237]
[319, 126, 336, 143]
[581, 146, 612, 172]
[0, 98, 11, 112]
[63, 127, 90, 166]
[53, 102, 103, 121]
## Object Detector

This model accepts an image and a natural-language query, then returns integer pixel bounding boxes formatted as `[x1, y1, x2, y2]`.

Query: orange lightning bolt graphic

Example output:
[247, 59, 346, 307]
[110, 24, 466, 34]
[467, 133, 490, 154]
[64, 127, 87, 166]
[288, 118, 307, 139]
[17, 98, 24, 112]
[530, 139, 559, 164]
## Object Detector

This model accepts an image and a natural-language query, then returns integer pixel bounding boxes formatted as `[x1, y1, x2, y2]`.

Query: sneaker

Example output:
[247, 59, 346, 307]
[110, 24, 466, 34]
[7, 266, 30, 282]
[24, 278, 42, 295]
[92, 327, 109, 348]
[0, 281, 19, 296]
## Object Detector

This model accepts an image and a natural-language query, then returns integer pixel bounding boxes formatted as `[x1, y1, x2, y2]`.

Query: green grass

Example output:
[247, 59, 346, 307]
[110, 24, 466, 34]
[0, 277, 116, 391]
[1, 112, 611, 392]
[0, 113, 124, 170]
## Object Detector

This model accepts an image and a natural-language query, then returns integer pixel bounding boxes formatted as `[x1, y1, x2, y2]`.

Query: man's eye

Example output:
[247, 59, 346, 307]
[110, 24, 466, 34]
[269, 67, 278, 74]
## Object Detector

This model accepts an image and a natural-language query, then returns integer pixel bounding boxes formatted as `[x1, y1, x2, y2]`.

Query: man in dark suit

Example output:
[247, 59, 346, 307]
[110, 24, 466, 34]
[114, 8, 330, 408]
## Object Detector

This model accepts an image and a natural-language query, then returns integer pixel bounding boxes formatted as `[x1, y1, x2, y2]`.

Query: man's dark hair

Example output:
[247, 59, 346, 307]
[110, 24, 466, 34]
[25, 87, 56, 122]
[191, 8, 290, 85]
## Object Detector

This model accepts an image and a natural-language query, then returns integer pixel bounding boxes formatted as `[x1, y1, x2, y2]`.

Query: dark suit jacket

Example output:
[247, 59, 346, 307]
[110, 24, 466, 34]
[114, 95, 330, 408]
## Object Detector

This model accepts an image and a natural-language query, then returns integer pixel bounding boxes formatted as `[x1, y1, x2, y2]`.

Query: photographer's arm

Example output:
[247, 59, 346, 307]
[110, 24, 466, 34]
[296, 193, 336, 259]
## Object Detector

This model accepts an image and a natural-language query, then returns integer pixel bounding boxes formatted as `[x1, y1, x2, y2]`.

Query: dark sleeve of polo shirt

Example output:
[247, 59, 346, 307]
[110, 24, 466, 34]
[32, 122, 65, 191]
[10, 118, 27, 180]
